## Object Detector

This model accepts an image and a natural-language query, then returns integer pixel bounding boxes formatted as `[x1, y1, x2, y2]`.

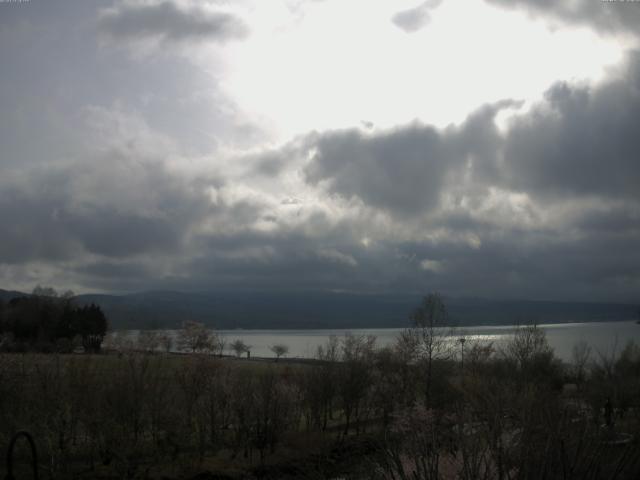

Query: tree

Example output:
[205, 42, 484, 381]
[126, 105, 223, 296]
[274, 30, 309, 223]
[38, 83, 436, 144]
[177, 321, 216, 354]
[212, 334, 226, 357]
[502, 324, 560, 389]
[158, 333, 173, 353]
[251, 367, 297, 464]
[337, 333, 377, 435]
[504, 324, 552, 369]
[137, 330, 161, 353]
[3, 293, 108, 353]
[410, 292, 451, 405]
[0, 299, 5, 336]
[32, 285, 58, 298]
[73, 304, 108, 353]
[375, 405, 447, 480]
[230, 339, 249, 358]
[300, 335, 340, 431]
[269, 343, 289, 361]
[106, 330, 134, 353]
[571, 340, 592, 388]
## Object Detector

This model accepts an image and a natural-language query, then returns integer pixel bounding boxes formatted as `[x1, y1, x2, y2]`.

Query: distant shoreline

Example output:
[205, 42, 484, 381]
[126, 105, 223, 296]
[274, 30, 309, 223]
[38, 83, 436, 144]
[117, 318, 639, 332]
[110, 320, 640, 362]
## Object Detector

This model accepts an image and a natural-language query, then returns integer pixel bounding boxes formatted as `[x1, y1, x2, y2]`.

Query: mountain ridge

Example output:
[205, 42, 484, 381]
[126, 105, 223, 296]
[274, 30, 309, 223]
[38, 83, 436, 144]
[1, 288, 637, 330]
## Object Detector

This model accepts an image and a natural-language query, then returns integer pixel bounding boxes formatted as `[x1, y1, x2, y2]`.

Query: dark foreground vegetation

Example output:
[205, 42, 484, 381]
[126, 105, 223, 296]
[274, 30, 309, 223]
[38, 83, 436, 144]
[0, 293, 639, 479]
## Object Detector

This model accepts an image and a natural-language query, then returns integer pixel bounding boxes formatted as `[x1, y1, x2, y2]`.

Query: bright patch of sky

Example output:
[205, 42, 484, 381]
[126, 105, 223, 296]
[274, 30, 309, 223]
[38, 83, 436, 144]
[200, 0, 628, 145]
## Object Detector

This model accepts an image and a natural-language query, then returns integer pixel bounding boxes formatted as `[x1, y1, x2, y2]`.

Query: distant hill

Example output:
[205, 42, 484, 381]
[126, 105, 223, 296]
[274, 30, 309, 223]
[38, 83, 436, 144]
[0, 289, 28, 302]
[1, 288, 637, 330]
[75, 291, 638, 330]
[74, 290, 419, 330]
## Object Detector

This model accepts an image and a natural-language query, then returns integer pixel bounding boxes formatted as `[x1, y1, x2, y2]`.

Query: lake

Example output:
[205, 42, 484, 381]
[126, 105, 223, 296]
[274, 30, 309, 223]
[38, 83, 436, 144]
[119, 320, 640, 362]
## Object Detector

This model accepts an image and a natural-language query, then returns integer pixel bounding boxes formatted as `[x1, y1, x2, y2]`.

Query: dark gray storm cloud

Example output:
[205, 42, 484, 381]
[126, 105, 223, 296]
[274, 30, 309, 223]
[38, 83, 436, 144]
[99, 1, 249, 43]
[392, 224, 640, 302]
[304, 103, 508, 216]
[502, 68, 640, 201]
[0, 157, 215, 264]
[485, 0, 640, 36]
[306, 125, 457, 215]
[0, 182, 78, 265]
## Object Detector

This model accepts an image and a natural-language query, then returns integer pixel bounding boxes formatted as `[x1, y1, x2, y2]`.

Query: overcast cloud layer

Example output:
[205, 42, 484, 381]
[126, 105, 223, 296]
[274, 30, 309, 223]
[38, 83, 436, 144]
[99, 1, 249, 43]
[0, 0, 638, 302]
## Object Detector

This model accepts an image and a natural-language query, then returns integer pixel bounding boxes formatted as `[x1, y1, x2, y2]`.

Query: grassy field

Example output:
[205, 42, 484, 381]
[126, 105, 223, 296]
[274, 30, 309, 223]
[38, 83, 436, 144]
[0, 351, 375, 479]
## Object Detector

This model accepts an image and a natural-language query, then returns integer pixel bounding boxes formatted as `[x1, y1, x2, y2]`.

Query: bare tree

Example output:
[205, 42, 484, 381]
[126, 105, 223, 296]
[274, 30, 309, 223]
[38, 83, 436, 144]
[137, 330, 160, 354]
[32, 285, 58, 297]
[212, 334, 226, 357]
[501, 324, 562, 392]
[303, 335, 340, 431]
[571, 340, 592, 388]
[177, 321, 217, 354]
[374, 404, 449, 480]
[503, 324, 552, 369]
[230, 339, 249, 358]
[389, 330, 422, 409]
[337, 333, 377, 435]
[158, 333, 173, 353]
[410, 292, 452, 406]
[317, 335, 340, 361]
[269, 343, 289, 361]
[107, 331, 134, 354]
[251, 367, 298, 464]
[595, 336, 620, 381]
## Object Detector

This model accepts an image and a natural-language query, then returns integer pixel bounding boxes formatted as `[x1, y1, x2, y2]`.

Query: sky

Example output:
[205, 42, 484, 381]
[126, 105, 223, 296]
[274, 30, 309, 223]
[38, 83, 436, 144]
[0, 0, 639, 302]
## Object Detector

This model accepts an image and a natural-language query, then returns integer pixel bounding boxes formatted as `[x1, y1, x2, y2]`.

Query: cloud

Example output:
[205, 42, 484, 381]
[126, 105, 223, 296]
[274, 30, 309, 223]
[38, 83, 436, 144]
[300, 52, 640, 220]
[485, 0, 640, 37]
[0, 158, 214, 263]
[1, 0, 640, 302]
[317, 248, 358, 267]
[0, 103, 218, 267]
[501, 57, 640, 201]
[392, 0, 442, 33]
[420, 259, 444, 273]
[0, 180, 78, 265]
[304, 124, 456, 216]
[281, 52, 640, 301]
[303, 103, 508, 217]
[3, 60, 640, 300]
[99, 1, 249, 44]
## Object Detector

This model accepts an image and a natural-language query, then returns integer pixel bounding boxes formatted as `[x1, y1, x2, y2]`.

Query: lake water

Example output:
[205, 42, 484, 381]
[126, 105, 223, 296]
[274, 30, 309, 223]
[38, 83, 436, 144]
[119, 320, 640, 362]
